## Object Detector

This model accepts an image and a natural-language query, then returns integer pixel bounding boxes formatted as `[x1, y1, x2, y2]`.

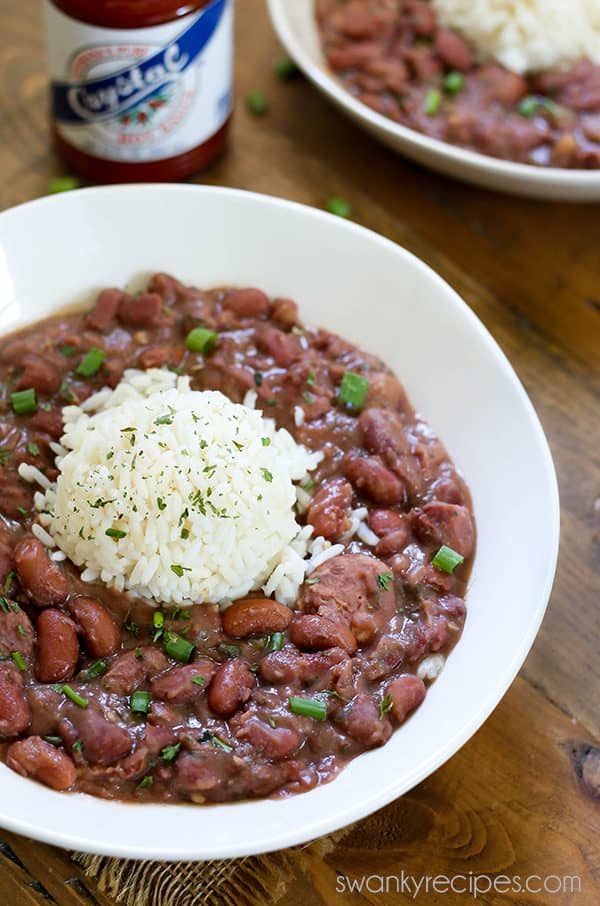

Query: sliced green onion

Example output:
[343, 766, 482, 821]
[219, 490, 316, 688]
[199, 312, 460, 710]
[137, 774, 153, 789]
[62, 684, 88, 708]
[246, 89, 268, 115]
[72, 739, 83, 753]
[325, 196, 352, 218]
[11, 651, 26, 671]
[48, 176, 80, 194]
[11, 388, 37, 416]
[170, 564, 191, 578]
[59, 344, 76, 357]
[163, 630, 195, 664]
[85, 659, 107, 680]
[161, 743, 181, 762]
[44, 736, 63, 746]
[338, 371, 369, 411]
[266, 631, 284, 652]
[185, 327, 218, 354]
[376, 572, 393, 591]
[105, 528, 127, 540]
[289, 695, 327, 721]
[274, 57, 299, 81]
[26, 442, 40, 457]
[130, 690, 151, 714]
[432, 544, 464, 573]
[424, 88, 442, 115]
[379, 693, 393, 718]
[201, 731, 233, 752]
[153, 611, 164, 630]
[191, 675, 206, 686]
[76, 347, 105, 377]
[518, 95, 558, 118]
[443, 71, 465, 95]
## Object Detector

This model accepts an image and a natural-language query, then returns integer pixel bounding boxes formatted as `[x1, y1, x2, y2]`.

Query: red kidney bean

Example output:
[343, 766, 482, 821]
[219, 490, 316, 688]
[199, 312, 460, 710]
[236, 716, 299, 760]
[67, 595, 120, 658]
[289, 614, 357, 655]
[28, 407, 64, 440]
[208, 659, 255, 716]
[479, 64, 527, 105]
[85, 288, 125, 331]
[223, 288, 270, 318]
[307, 478, 353, 540]
[0, 606, 35, 658]
[367, 508, 405, 537]
[385, 674, 426, 724]
[344, 452, 405, 505]
[259, 646, 348, 684]
[222, 597, 292, 638]
[14, 537, 68, 607]
[104, 646, 168, 695]
[410, 501, 475, 558]
[35, 609, 79, 683]
[61, 708, 132, 766]
[270, 297, 298, 330]
[335, 693, 391, 747]
[150, 660, 217, 704]
[327, 41, 380, 71]
[407, 0, 436, 36]
[137, 344, 184, 370]
[257, 326, 302, 367]
[6, 737, 76, 790]
[118, 292, 165, 327]
[0, 663, 31, 737]
[434, 28, 472, 71]
[16, 355, 60, 396]
[375, 527, 409, 558]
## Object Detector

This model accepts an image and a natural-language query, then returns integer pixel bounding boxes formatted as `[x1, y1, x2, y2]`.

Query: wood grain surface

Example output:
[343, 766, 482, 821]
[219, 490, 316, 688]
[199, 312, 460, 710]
[0, 1, 599, 903]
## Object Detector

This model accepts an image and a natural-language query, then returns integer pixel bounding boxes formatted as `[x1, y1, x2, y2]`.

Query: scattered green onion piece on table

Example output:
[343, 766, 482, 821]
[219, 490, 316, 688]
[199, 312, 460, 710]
[274, 57, 299, 80]
[11, 651, 26, 671]
[62, 685, 88, 708]
[85, 659, 107, 680]
[246, 90, 268, 115]
[48, 176, 80, 194]
[443, 71, 464, 95]
[163, 630, 195, 664]
[267, 631, 284, 652]
[11, 388, 37, 416]
[338, 371, 369, 411]
[130, 690, 152, 714]
[185, 327, 218, 354]
[76, 347, 105, 377]
[289, 695, 327, 721]
[424, 88, 442, 115]
[325, 196, 352, 218]
[432, 544, 464, 573]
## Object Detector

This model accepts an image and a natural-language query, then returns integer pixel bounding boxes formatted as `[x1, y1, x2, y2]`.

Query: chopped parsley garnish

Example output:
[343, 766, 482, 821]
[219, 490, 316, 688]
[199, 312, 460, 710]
[157, 497, 167, 511]
[376, 572, 393, 591]
[338, 372, 369, 411]
[170, 564, 190, 578]
[261, 437, 271, 447]
[59, 344, 76, 357]
[26, 442, 40, 456]
[261, 468, 273, 482]
[191, 675, 206, 686]
[11, 651, 26, 671]
[161, 743, 181, 763]
[137, 775, 154, 789]
[254, 372, 263, 386]
[105, 528, 127, 540]
[379, 694, 393, 719]
[201, 731, 233, 752]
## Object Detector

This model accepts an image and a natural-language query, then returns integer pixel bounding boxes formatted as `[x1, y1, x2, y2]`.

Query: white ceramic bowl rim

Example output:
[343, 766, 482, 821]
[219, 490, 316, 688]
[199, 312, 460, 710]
[268, 0, 600, 189]
[0, 185, 560, 861]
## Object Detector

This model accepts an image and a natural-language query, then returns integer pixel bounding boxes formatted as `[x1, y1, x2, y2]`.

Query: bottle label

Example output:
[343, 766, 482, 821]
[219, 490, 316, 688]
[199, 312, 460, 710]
[44, 0, 232, 163]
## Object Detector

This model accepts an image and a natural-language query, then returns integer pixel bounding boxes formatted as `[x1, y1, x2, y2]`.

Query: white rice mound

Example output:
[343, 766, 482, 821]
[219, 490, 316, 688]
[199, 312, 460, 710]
[25, 369, 333, 607]
[432, 0, 600, 74]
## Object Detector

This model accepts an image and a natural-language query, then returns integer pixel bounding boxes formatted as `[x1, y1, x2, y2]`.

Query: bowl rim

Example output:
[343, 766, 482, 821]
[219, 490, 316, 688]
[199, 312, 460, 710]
[267, 0, 600, 189]
[0, 184, 560, 860]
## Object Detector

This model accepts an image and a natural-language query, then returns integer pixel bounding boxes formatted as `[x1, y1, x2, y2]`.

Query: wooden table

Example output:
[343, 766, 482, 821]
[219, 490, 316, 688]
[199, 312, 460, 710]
[1, 1, 599, 903]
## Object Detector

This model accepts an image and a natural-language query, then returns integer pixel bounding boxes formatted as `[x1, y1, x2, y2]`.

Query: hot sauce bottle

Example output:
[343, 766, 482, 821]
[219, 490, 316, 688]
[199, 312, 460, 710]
[44, 0, 233, 182]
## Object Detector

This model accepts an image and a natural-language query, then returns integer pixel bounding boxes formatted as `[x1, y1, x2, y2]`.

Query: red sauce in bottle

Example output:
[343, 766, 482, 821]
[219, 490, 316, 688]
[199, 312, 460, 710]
[43, 0, 233, 182]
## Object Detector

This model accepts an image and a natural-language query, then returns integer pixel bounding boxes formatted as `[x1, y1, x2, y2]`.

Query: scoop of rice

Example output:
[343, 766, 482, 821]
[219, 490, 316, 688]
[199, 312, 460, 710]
[31, 369, 323, 606]
[432, 0, 600, 73]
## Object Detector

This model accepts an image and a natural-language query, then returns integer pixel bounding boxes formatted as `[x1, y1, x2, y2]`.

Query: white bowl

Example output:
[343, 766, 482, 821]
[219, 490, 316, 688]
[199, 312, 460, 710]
[0, 185, 559, 859]
[268, 0, 600, 202]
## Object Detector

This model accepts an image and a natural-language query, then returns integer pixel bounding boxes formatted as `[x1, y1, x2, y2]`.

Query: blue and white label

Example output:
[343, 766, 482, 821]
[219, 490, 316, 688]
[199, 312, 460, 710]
[44, 0, 233, 162]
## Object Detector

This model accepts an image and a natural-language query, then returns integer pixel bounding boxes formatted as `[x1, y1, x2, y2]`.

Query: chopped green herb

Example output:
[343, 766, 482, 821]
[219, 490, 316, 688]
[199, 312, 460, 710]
[11, 651, 26, 671]
[44, 736, 63, 746]
[289, 695, 327, 721]
[518, 95, 558, 118]
[105, 527, 127, 540]
[254, 371, 263, 387]
[161, 743, 181, 763]
[377, 572, 393, 591]
[306, 371, 316, 386]
[130, 690, 152, 714]
[137, 775, 154, 789]
[170, 564, 191, 578]
[59, 344, 76, 357]
[157, 497, 167, 511]
[191, 675, 206, 686]
[85, 659, 107, 680]
[218, 643, 240, 659]
[443, 71, 465, 95]
[302, 391, 314, 405]
[185, 327, 218, 354]
[124, 618, 139, 636]
[432, 544, 464, 573]
[76, 347, 105, 377]
[261, 468, 273, 483]
[72, 739, 83, 753]
[180, 528, 190, 540]
[1, 571, 15, 594]
[48, 176, 80, 194]
[338, 371, 369, 411]
[274, 57, 299, 81]
[62, 685, 88, 708]
[201, 731, 233, 752]
[26, 442, 40, 457]
[11, 388, 37, 416]
[16, 507, 28, 518]
[0, 450, 11, 467]
[267, 398, 277, 407]
[424, 88, 441, 115]
[261, 437, 271, 447]
[266, 631, 284, 652]
[246, 89, 268, 115]
[16, 625, 26, 638]
[379, 693, 393, 719]
[325, 196, 352, 218]
[163, 630, 195, 663]
[154, 412, 174, 426]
